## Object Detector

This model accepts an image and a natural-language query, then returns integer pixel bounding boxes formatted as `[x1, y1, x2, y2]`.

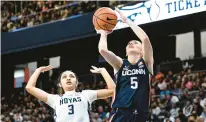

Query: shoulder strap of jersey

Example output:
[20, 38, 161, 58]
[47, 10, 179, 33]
[140, 58, 153, 76]
[114, 59, 127, 83]
[122, 59, 128, 64]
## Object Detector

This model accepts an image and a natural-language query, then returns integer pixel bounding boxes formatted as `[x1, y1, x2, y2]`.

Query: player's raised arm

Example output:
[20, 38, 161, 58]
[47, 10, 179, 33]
[97, 29, 123, 71]
[26, 65, 52, 102]
[90, 66, 115, 99]
[115, 7, 154, 74]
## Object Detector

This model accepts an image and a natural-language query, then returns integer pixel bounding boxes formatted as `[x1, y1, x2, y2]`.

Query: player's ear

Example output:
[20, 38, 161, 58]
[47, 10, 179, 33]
[76, 80, 79, 86]
[140, 50, 143, 57]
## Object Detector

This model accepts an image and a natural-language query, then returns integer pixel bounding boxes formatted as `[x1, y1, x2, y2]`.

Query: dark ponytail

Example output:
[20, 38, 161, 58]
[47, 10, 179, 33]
[57, 72, 64, 95]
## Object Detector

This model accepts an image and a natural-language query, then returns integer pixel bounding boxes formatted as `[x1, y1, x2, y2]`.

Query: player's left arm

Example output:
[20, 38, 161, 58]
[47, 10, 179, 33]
[128, 21, 154, 75]
[90, 66, 115, 99]
[115, 7, 154, 74]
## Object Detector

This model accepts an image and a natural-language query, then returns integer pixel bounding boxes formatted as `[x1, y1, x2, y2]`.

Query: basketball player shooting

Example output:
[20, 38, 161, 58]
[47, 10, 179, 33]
[26, 65, 115, 122]
[97, 7, 154, 122]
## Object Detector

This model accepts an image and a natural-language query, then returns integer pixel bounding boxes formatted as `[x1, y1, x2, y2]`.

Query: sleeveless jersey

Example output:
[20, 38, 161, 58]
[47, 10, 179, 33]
[112, 58, 151, 114]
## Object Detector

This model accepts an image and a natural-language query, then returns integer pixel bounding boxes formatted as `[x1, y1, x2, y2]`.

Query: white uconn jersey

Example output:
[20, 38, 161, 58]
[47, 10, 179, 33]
[46, 90, 97, 122]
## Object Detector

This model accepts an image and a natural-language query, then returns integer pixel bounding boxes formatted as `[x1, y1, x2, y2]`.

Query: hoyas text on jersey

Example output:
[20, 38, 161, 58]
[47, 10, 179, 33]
[60, 97, 81, 105]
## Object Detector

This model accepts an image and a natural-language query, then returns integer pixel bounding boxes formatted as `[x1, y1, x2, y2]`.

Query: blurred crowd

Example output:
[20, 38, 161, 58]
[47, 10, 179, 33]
[1, 1, 132, 32]
[1, 67, 206, 122]
[1, 92, 54, 122]
[149, 69, 206, 122]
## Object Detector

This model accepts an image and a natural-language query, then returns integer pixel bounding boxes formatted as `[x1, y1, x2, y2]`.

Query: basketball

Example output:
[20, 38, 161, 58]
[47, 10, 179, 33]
[93, 7, 118, 31]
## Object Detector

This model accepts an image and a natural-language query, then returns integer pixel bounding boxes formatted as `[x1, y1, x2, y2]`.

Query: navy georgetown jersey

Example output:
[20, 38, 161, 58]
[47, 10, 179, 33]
[112, 58, 152, 114]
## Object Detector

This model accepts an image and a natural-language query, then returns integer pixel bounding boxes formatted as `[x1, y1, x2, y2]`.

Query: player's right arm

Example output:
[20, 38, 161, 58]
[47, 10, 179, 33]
[98, 30, 123, 71]
[25, 65, 52, 102]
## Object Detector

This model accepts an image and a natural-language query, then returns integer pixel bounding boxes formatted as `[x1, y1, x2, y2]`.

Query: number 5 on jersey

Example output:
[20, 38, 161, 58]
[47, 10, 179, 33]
[131, 77, 138, 89]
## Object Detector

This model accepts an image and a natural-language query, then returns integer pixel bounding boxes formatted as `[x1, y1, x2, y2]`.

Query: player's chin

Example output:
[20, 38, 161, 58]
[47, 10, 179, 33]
[134, 49, 141, 54]
[66, 84, 75, 89]
[128, 50, 139, 54]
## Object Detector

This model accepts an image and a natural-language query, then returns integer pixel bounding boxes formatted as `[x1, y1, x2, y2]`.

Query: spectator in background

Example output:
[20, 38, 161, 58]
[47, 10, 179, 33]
[183, 100, 193, 117]
[92, 112, 102, 122]
[170, 93, 179, 105]
[197, 116, 205, 122]
[13, 112, 23, 122]
[149, 107, 161, 122]
[202, 77, 206, 87]
[158, 104, 168, 121]
[200, 107, 206, 119]
[98, 81, 105, 89]
[104, 105, 110, 120]
[185, 78, 193, 91]
[200, 95, 206, 119]
[193, 98, 203, 116]
[175, 117, 182, 122]
[159, 83, 171, 100]
[170, 103, 180, 119]
[178, 110, 187, 122]
[172, 82, 183, 99]
[167, 70, 174, 81]
[200, 96, 206, 110]
[187, 114, 197, 122]
[152, 102, 161, 116]
[97, 106, 106, 121]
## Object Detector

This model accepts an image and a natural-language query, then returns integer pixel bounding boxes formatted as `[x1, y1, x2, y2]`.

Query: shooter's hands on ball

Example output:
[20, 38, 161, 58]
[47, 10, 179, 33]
[115, 7, 127, 23]
[36, 65, 52, 73]
[90, 66, 105, 74]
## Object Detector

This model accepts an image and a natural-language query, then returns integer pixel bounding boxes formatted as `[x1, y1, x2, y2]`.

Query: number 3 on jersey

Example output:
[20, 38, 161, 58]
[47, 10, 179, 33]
[68, 105, 74, 115]
[131, 77, 138, 89]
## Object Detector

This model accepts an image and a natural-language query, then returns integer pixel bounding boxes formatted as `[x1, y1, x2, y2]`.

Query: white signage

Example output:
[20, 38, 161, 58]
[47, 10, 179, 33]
[114, 0, 206, 30]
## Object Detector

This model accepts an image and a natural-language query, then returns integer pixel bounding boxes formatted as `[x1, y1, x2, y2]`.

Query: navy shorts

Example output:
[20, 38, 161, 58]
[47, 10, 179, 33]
[109, 108, 149, 122]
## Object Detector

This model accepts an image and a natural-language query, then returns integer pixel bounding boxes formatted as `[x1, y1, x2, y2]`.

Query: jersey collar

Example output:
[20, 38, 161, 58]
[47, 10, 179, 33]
[65, 91, 76, 95]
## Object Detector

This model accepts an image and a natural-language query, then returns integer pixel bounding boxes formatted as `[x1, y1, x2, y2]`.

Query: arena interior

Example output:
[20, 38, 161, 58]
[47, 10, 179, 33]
[1, 1, 206, 122]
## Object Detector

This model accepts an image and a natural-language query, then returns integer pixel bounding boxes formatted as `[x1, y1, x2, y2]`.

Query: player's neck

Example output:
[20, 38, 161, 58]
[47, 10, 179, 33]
[127, 54, 141, 64]
[65, 90, 76, 95]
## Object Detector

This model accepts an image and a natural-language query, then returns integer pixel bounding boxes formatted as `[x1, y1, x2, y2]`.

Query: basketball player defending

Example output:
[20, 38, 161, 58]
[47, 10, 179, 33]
[97, 7, 153, 122]
[26, 65, 115, 122]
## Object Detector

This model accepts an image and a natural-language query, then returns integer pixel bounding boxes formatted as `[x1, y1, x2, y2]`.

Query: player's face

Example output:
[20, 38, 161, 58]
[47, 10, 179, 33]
[60, 71, 77, 91]
[126, 40, 142, 55]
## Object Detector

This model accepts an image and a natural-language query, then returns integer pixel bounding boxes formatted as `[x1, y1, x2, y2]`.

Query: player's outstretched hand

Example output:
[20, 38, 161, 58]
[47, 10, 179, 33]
[36, 65, 52, 73]
[90, 66, 105, 74]
[95, 28, 113, 35]
[115, 7, 127, 23]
